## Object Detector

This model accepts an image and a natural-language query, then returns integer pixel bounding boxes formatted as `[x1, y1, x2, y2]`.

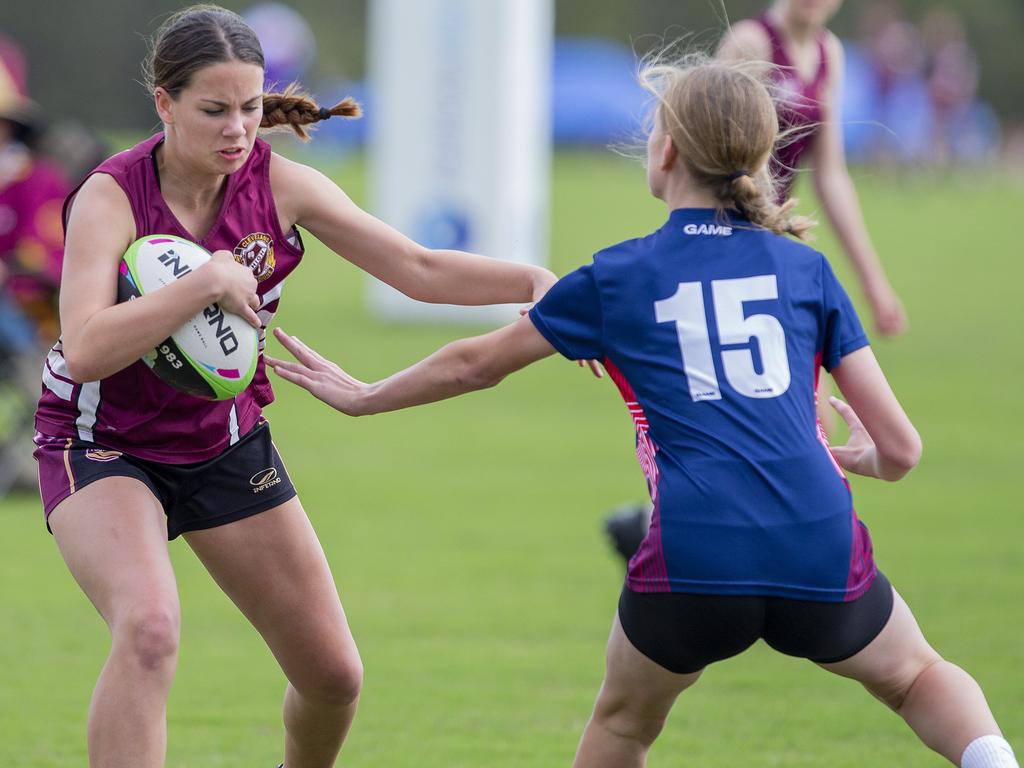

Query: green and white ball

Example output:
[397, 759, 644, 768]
[117, 235, 259, 400]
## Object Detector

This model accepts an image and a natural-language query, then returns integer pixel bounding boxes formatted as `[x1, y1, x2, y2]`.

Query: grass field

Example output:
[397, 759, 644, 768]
[1, 151, 1021, 767]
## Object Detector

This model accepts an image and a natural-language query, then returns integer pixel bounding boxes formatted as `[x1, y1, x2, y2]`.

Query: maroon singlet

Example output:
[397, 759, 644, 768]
[35, 134, 303, 463]
[756, 14, 830, 199]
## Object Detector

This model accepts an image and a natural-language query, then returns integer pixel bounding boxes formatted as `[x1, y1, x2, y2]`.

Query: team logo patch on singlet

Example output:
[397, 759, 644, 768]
[85, 448, 123, 462]
[234, 232, 276, 282]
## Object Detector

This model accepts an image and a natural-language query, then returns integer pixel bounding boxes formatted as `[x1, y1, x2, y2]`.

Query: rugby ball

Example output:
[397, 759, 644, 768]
[117, 235, 259, 400]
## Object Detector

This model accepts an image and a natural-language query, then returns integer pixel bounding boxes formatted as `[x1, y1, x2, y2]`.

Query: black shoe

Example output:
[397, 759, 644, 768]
[602, 503, 652, 564]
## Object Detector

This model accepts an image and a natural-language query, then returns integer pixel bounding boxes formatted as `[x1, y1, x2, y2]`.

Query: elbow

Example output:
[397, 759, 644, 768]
[398, 248, 437, 303]
[453, 364, 504, 393]
[61, 345, 98, 384]
[450, 344, 504, 393]
[880, 430, 923, 480]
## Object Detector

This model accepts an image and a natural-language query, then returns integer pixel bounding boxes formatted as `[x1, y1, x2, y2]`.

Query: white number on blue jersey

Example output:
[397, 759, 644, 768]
[654, 275, 791, 402]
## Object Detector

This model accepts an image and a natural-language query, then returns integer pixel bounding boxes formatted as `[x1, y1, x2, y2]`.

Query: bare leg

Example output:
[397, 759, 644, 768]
[820, 589, 1004, 765]
[573, 614, 701, 768]
[185, 498, 362, 768]
[49, 478, 180, 768]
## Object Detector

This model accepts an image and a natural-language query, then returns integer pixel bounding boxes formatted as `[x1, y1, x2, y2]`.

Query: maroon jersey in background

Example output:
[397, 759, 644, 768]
[755, 14, 830, 200]
[0, 142, 67, 342]
[35, 134, 304, 463]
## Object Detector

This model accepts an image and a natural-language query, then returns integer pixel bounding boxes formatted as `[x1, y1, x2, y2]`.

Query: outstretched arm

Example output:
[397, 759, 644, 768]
[812, 34, 906, 336]
[271, 154, 556, 306]
[265, 316, 558, 416]
[828, 347, 921, 481]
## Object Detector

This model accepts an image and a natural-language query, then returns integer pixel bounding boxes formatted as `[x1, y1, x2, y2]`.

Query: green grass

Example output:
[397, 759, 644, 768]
[1, 151, 1022, 766]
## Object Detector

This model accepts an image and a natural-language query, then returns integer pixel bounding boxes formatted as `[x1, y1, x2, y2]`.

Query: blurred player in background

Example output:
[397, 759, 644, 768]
[605, 0, 909, 562]
[267, 53, 1017, 768]
[32, 5, 556, 767]
[0, 35, 69, 495]
[720, 0, 906, 335]
[242, 2, 316, 91]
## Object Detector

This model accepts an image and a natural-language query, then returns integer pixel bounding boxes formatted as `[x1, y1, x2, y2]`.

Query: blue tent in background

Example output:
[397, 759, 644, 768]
[312, 37, 651, 150]
[550, 38, 651, 145]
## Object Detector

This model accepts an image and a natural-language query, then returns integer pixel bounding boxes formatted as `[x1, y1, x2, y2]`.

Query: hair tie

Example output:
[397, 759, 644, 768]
[728, 170, 750, 182]
[317, 106, 332, 121]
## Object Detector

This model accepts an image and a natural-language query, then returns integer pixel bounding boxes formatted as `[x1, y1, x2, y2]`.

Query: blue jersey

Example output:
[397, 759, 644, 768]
[530, 208, 874, 601]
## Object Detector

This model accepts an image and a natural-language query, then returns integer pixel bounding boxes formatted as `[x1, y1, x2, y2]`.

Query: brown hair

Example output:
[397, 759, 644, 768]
[143, 3, 360, 141]
[639, 53, 814, 239]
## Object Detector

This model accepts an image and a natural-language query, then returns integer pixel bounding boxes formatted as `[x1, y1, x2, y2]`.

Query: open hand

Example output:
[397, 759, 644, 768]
[264, 327, 370, 415]
[827, 396, 878, 477]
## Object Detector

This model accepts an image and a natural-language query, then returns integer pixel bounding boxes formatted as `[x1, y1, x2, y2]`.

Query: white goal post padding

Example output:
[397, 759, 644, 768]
[367, 0, 554, 323]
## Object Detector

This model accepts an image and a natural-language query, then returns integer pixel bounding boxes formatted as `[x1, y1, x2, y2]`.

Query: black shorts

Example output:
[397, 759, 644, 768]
[35, 421, 296, 540]
[617, 571, 894, 674]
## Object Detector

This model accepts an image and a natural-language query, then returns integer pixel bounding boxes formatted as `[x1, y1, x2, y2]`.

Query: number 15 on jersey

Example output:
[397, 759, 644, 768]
[655, 275, 791, 402]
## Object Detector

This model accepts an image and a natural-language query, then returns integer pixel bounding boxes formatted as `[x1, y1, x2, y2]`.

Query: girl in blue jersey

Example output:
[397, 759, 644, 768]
[606, 0, 911, 560]
[267, 56, 1017, 768]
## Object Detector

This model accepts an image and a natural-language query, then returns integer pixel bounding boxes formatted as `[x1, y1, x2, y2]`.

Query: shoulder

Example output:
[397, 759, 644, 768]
[99, 134, 163, 176]
[593, 230, 661, 266]
[586, 229, 670, 289]
[268, 151, 337, 200]
[65, 172, 134, 241]
[71, 172, 132, 211]
[268, 150, 317, 186]
[755, 226, 825, 266]
[718, 19, 772, 62]
[268, 150, 338, 225]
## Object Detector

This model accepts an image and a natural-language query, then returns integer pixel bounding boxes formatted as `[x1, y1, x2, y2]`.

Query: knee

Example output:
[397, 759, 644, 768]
[872, 652, 944, 712]
[296, 653, 363, 707]
[114, 606, 180, 673]
[592, 691, 668, 748]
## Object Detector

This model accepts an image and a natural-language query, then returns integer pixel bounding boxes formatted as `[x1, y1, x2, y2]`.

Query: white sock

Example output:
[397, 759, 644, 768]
[961, 736, 1019, 768]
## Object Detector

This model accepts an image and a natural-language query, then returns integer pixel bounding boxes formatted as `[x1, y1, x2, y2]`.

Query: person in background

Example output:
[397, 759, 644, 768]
[919, 7, 1000, 165]
[0, 34, 69, 495]
[719, 0, 906, 337]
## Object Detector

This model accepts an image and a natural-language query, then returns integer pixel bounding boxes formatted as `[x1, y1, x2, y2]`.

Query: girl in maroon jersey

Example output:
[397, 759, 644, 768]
[33, 5, 556, 767]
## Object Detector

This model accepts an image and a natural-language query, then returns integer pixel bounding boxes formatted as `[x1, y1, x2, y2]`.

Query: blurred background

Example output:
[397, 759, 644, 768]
[1, 2, 1021, 766]
[3, 0, 1022, 163]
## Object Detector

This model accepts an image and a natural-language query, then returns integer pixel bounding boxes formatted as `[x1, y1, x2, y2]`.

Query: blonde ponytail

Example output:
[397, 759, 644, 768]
[639, 53, 816, 239]
[729, 171, 815, 239]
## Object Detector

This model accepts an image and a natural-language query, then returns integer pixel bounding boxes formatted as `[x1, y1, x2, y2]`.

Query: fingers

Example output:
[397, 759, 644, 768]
[243, 293, 262, 327]
[828, 445, 854, 468]
[265, 359, 317, 392]
[264, 355, 307, 377]
[272, 326, 324, 369]
[576, 359, 605, 378]
[828, 396, 860, 428]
